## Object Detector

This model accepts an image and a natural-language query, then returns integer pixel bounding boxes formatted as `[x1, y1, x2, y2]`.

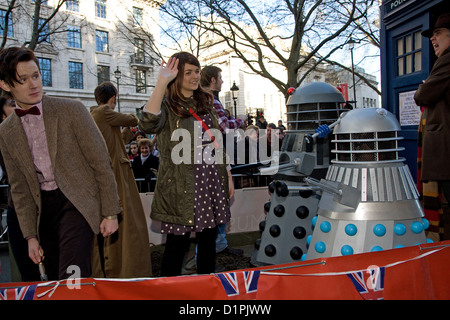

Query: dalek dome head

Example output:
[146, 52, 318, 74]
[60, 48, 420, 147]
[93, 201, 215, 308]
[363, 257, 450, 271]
[287, 82, 346, 105]
[286, 82, 346, 131]
[332, 108, 405, 164]
[333, 107, 401, 134]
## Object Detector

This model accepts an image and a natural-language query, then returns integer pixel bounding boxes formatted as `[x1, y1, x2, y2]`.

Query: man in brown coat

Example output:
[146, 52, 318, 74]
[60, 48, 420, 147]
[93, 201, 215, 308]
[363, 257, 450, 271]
[0, 47, 121, 280]
[91, 81, 152, 277]
[414, 13, 450, 239]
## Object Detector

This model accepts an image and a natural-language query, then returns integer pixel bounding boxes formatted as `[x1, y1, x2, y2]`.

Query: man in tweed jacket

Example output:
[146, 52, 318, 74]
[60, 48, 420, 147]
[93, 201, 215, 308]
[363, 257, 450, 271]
[0, 47, 121, 280]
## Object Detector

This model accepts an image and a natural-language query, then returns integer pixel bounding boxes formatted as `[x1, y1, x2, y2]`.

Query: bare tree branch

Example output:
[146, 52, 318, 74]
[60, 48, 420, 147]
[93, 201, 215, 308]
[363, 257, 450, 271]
[0, 0, 17, 50]
[159, 0, 379, 100]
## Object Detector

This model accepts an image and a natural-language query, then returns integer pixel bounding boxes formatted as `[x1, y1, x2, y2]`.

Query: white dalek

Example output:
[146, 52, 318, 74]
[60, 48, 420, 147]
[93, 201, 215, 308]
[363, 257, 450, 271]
[304, 107, 431, 260]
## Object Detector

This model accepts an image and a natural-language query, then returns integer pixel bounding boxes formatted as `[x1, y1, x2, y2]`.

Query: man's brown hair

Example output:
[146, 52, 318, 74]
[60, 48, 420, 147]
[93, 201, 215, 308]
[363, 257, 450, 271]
[200, 65, 222, 88]
[0, 46, 40, 87]
[94, 81, 118, 105]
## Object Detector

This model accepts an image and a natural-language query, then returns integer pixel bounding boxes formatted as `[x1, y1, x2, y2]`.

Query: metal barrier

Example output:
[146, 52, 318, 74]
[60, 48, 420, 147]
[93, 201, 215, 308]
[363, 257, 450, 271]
[135, 174, 273, 193]
[134, 178, 157, 193]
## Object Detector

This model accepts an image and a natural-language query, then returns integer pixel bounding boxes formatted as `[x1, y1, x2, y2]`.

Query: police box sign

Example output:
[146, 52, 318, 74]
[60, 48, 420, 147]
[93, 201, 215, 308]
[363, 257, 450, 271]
[384, 0, 415, 15]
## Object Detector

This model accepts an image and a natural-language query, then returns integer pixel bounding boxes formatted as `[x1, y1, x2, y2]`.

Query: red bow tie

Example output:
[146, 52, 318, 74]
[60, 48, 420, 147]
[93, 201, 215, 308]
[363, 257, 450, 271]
[15, 106, 41, 117]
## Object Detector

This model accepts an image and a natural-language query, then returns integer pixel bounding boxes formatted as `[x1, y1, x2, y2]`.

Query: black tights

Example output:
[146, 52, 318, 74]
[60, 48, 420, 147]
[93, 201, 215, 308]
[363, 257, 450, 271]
[161, 227, 217, 277]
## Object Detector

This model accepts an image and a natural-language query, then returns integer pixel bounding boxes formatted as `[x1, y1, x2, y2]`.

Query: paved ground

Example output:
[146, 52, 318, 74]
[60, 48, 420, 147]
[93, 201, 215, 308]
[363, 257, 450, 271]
[151, 231, 260, 277]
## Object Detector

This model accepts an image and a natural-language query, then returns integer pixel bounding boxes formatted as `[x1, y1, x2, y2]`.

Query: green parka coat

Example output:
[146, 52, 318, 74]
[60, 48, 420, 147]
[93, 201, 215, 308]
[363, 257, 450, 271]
[138, 98, 230, 226]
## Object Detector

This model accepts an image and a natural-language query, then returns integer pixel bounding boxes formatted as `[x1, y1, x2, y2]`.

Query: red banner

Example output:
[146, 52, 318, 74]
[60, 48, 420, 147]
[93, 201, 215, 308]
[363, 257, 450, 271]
[338, 83, 349, 101]
[2, 241, 450, 300]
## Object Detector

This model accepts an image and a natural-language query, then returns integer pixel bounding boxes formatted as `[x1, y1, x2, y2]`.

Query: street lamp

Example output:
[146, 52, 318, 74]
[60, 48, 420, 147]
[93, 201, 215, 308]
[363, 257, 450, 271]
[114, 67, 122, 112]
[347, 38, 357, 108]
[230, 81, 239, 117]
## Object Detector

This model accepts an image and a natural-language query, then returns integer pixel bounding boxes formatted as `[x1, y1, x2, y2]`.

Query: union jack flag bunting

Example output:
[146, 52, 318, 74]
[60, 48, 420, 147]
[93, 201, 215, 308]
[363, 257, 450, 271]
[346, 266, 385, 300]
[0, 284, 37, 300]
[217, 270, 260, 300]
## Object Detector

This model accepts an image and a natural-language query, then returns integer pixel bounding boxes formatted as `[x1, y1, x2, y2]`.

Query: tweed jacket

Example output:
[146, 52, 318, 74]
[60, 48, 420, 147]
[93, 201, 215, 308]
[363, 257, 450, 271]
[0, 95, 122, 239]
[414, 47, 450, 181]
[138, 99, 229, 226]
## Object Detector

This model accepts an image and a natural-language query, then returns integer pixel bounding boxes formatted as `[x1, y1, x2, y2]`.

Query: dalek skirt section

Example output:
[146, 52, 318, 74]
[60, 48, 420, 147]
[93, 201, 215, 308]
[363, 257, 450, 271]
[256, 181, 320, 265]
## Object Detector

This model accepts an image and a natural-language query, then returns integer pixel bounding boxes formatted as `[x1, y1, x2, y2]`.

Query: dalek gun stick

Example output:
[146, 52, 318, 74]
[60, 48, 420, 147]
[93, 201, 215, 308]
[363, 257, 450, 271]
[312, 118, 341, 139]
[259, 158, 300, 175]
[303, 177, 343, 197]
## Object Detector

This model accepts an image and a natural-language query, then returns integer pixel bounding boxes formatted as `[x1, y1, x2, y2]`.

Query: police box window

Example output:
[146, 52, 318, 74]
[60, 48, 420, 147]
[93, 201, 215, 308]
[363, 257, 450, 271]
[396, 30, 422, 76]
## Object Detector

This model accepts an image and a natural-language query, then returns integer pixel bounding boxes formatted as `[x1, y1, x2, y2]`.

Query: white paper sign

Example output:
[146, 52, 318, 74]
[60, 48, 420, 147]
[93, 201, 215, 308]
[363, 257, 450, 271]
[399, 90, 421, 126]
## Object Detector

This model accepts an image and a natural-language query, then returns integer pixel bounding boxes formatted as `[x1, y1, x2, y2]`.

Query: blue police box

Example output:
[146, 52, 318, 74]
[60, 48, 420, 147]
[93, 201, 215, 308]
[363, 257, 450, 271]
[380, 0, 449, 183]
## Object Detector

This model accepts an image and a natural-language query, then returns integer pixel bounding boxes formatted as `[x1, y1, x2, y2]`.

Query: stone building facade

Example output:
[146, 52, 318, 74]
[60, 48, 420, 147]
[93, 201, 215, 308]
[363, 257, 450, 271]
[0, 0, 162, 113]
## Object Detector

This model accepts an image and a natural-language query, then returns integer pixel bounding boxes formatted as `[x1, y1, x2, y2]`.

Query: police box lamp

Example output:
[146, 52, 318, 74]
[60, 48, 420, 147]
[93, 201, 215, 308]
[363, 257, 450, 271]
[421, 13, 450, 38]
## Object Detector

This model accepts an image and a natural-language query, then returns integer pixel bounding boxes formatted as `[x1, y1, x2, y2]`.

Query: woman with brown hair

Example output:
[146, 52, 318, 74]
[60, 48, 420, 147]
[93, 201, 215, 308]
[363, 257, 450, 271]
[139, 52, 234, 276]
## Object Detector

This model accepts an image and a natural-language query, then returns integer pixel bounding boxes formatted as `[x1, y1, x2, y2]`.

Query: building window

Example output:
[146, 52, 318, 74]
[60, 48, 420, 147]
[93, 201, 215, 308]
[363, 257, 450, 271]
[95, 0, 107, 19]
[396, 30, 422, 77]
[97, 65, 110, 85]
[135, 38, 145, 63]
[38, 58, 52, 87]
[136, 69, 146, 93]
[132, 7, 143, 26]
[67, 25, 81, 48]
[69, 61, 83, 89]
[66, 0, 80, 12]
[96, 30, 109, 52]
[0, 9, 14, 37]
[37, 18, 50, 43]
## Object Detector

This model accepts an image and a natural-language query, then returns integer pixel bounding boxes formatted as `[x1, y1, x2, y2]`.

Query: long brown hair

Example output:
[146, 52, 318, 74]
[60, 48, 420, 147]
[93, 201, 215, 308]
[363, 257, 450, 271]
[165, 52, 213, 118]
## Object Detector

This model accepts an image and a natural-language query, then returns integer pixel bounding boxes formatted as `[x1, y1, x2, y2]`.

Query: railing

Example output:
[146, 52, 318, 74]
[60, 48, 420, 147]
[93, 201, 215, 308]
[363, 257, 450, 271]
[130, 54, 154, 68]
[134, 174, 273, 193]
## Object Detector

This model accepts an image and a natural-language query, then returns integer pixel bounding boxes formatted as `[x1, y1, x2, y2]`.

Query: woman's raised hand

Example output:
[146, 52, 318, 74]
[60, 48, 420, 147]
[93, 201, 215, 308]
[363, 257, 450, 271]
[159, 57, 179, 84]
[144, 56, 179, 114]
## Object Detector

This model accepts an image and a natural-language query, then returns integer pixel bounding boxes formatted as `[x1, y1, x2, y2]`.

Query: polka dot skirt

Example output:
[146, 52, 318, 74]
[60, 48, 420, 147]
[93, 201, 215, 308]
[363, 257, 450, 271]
[161, 114, 231, 235]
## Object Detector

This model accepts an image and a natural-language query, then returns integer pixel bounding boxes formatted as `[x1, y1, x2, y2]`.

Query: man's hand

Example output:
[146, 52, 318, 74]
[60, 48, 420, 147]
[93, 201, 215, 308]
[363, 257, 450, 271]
[100, 218, 119, 237]
[28, 237, 43, 264]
